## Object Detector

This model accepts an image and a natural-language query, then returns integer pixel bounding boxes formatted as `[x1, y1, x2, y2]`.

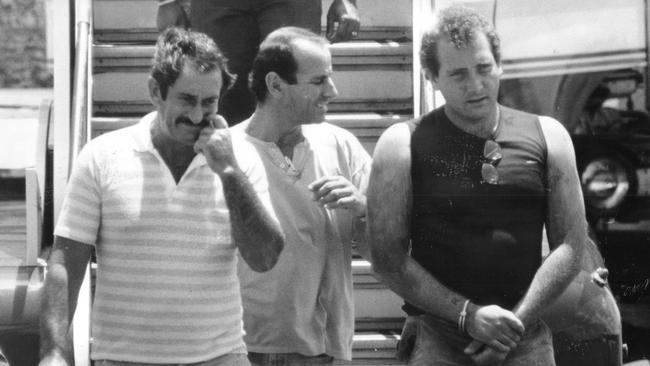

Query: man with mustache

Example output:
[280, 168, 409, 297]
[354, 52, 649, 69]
[39, 27, 284, 366]
[367, 5, 588, 366]
[231, 27, 371, 365]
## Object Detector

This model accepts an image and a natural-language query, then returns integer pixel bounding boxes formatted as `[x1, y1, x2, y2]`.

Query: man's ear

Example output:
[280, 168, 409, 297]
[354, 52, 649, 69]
[423, 68, 440, 90]
[265, 72, 284, 98]
[496, 63, 504, 78]
[148, 77, 163, 107]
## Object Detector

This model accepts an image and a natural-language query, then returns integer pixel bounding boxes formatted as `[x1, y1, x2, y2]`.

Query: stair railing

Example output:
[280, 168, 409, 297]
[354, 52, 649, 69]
[412, 0, 434, 117]
[70, 0, 93, 165]
[69, 0, 93, 365]
[413, 0, 457, 117]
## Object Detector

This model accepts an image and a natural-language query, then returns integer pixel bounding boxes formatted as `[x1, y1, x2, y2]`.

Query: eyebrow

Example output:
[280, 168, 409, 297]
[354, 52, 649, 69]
[310, 75, 329, 82]
[446, 67, 466, 75]
[178, 93, 219, 101]
[178, 93, 197, 100]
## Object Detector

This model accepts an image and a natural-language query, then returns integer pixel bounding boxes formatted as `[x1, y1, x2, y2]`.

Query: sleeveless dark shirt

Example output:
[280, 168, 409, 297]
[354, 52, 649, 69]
[406, 106, 548, 315]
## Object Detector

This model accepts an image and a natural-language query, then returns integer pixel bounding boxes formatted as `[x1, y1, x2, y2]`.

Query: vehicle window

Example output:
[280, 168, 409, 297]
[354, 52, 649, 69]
[499, 68, 650, 136]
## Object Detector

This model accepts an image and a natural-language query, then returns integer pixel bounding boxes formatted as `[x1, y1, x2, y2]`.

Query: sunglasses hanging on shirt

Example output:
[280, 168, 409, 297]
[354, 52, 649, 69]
[481, 139, 502, 185]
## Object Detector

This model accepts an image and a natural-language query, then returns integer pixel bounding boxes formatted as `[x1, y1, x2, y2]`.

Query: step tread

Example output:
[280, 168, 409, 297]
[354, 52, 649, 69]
[95, 27, 411, 44]
[91, 113, 411, 155]
[93, 41, 413, 70]
[94, 41, 412, 57]
[93, 0, 412, 32]
[355, 317, 405, 331]
[351, 331, 403, 361]
[341, 359, 404, 365]
[92, 113, 409, 131]
[92, 62, 412, 104]
[93, 100, 414, 116]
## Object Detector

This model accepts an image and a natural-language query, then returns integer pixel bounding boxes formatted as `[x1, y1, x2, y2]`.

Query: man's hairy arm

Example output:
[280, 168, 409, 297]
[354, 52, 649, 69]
[195, 118, 284, 273]
[220, 169, 285, 272]
[40, 236, 93, 366]
[369, 122, 467, 318]
[513, 117, 587, 325]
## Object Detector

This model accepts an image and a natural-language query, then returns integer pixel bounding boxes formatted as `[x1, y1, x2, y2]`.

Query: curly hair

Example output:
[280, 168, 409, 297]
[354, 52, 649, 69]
[420, 4, 501, 76]
[151, 27, 233, 100]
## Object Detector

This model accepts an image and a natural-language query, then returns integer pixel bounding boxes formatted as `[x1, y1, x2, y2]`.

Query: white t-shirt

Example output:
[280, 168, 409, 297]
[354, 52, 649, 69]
[232, 122, 371, 360]
[55, 112, 273, 363]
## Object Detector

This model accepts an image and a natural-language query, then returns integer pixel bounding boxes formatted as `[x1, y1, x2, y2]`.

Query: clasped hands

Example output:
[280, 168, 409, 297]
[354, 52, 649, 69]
[464, 304, 525, 366]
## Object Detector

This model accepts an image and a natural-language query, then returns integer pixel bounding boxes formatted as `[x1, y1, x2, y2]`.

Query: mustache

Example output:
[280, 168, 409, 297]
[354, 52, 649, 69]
[175, 117, 212, 129]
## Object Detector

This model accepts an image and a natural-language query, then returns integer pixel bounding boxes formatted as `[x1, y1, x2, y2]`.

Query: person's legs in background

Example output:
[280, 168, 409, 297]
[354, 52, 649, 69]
[255, 0, 322, 37]
[190, 0, 323, 125]
[190, 0, 259, 125]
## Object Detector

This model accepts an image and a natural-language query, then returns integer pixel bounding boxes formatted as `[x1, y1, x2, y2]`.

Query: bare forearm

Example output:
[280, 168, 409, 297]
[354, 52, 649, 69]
[40, 237, 92, 362]
[221, 168, 284, 272]
[514, 243, 582, 325]
[368, 122, 466, 321]
[39, 264, 75, 361]
[373, 249, 466, 322]
[523, 116, 588, 325]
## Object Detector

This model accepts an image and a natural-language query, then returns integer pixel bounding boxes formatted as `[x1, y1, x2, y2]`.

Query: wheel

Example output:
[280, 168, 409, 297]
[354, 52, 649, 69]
[579, 153, 636, 219]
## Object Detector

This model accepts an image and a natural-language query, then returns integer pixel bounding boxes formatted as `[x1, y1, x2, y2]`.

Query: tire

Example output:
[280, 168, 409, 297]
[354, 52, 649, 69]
[579, 152, 636, 219]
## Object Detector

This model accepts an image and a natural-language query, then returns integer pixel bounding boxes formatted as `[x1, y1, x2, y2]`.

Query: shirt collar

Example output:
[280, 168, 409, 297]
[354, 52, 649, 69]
[131, 111, 157, 153]
[130, 111, 208, 167]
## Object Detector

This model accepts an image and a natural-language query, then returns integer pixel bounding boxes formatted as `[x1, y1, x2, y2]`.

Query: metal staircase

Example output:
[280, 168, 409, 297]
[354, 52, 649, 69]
[40, 1, 650, 364]
[89, 0, 414, 364]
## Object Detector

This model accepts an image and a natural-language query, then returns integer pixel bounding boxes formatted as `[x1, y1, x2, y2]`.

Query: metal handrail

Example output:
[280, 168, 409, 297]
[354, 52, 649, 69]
[412, 0, 436, 117]
[70, 0, 93, 170]
[645, 0, 650, 109]
[68, 1, 94, 366]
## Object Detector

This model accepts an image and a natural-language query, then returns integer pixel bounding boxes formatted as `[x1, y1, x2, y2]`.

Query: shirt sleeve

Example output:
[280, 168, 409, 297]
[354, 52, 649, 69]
[53, 143, 102, 246]
[344, 130, 372, 194]
[232, 133, 280, 226]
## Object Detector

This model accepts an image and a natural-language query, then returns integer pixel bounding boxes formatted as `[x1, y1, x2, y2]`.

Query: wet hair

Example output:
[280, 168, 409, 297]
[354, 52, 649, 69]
[250, 26, 329, 103]
[420, 4, 501, 76]
[151, 27, 233, 100]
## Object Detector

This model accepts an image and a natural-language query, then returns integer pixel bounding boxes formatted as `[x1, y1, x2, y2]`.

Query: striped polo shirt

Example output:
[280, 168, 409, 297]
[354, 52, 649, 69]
[54, 112, 272, 363]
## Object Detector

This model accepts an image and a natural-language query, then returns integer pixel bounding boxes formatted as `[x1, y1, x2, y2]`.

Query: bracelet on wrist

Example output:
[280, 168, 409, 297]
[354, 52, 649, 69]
[458, 299, 470, 334]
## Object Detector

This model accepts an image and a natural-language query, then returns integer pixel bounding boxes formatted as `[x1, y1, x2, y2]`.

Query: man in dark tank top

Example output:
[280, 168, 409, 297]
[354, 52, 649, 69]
[367, 4, 588, 366]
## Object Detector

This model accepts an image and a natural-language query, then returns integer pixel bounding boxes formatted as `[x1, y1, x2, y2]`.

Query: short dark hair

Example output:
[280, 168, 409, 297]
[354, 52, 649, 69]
[420, 4, 501, 77]
[151, 27, 233, 100]
[250, 26, 329, 103]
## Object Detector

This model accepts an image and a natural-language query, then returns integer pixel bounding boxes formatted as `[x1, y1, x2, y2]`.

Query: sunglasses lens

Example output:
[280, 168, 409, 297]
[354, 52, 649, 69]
[481, 163, 499, 184]
[481, 140, 501, 184]
[484, 140, 502, 162]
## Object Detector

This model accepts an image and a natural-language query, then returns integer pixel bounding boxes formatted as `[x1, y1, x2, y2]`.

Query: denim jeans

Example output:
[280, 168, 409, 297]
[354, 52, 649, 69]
[247, 352, 334, 366]
[95, 352, 250, 366]
[397, 315, 555, 366]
